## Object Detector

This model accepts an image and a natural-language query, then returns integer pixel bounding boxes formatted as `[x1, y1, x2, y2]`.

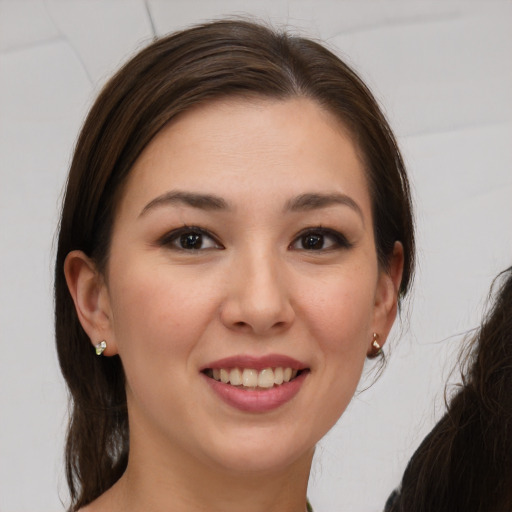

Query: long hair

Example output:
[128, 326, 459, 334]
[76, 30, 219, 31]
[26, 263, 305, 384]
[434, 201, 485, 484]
[54, 19, 415, 510]
[387, 267, 512, 512]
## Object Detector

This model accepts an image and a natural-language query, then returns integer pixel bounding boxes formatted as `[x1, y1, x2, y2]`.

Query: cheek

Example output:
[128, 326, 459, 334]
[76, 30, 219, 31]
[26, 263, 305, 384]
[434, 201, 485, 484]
[105, 261, 223, 432]
[302, 280, 373, 428]
[300, 270, 377, 355]
[107, 260, 220, 364]
[296, 267, 377, 428]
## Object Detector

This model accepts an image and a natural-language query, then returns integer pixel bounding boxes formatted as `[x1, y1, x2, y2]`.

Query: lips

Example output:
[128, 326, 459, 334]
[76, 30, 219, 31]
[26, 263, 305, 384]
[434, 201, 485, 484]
[201, 354, 309, 412]
[203, 354, 307, 371]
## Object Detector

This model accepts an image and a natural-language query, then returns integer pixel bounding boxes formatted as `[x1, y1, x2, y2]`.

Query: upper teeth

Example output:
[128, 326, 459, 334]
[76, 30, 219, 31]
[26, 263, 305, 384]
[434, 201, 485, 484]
[211, 367, 298, 388]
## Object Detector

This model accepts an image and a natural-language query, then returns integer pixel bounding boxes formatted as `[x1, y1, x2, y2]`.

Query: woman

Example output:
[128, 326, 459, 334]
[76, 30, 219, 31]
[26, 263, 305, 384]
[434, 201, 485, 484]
[385, 267, 512, 512]
[55, 19, 415, 511]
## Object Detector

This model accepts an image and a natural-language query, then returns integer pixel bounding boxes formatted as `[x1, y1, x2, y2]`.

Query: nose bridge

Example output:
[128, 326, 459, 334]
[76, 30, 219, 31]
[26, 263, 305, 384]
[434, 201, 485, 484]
[221, 241, 294, 334]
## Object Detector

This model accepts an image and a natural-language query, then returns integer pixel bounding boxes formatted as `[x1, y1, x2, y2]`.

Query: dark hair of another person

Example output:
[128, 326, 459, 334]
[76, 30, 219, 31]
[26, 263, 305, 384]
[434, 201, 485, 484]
[386, 267, 512, 512]
[54, 19, 415, 511]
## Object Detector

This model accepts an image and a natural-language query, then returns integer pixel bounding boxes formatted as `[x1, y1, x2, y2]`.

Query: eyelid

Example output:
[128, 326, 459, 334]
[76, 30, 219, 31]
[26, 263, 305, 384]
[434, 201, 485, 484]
[289, 227, 353, 251]
[158, 225, 224, 250]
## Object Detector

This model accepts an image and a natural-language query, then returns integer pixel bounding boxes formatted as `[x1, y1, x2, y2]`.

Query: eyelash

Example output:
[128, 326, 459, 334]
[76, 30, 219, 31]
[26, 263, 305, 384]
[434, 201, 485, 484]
[158, 226, 223, 251]
[290, 227, 353, 252]
[158, 226, 352, 252]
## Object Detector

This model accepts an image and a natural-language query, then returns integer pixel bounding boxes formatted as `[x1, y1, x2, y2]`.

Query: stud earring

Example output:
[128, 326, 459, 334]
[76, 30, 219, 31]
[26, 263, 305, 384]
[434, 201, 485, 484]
[95, 340, 107, 356]
[368, 333, 381, 358]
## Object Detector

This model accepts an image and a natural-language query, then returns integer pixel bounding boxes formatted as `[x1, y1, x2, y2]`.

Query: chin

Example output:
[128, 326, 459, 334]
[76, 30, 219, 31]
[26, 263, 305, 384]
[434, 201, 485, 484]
[198, 427, 315, 475]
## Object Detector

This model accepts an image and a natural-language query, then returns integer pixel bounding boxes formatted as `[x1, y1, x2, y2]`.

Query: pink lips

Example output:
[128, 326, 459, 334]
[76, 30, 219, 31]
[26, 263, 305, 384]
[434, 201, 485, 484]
[202, 354, 306, 371]
[201, 354, 309, 413]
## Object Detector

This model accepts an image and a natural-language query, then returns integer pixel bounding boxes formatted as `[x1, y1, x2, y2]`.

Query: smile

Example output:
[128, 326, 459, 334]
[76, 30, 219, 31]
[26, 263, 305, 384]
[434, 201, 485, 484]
[204, 367, 302, 389]
[201, 354, 309, 412]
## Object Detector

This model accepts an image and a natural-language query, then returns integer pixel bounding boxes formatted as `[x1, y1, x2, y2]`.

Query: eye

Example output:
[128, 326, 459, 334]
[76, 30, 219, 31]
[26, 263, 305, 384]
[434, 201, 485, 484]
[159, 226, 222, 251]
[290, 227, 352, 251]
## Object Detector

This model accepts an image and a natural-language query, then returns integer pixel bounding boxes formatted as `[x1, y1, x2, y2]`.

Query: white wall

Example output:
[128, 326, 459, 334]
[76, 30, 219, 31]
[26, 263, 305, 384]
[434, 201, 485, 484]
[0, 1, 511, 511]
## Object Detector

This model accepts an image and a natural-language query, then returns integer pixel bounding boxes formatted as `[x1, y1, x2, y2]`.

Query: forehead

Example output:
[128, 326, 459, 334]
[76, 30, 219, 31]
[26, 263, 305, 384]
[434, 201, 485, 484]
[119, 97, 371, 217]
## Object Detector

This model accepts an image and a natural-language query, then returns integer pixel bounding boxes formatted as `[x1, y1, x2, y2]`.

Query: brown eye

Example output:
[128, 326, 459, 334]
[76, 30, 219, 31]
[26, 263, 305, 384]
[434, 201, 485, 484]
[291, 228, 352, 251]
[179, 232, 204, 250]
[301, 233, 325, 250]
[160, 227, 222, 251]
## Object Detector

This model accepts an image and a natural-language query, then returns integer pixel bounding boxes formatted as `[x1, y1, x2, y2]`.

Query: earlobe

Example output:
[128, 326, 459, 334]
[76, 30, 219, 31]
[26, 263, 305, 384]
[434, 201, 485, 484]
[369, 242, 404, 355]
[64, 250, 117, 355]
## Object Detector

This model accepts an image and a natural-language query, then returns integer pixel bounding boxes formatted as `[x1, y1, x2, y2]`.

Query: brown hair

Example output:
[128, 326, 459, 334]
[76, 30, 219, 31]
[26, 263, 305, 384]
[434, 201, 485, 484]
[55, 19, 415, 510]
[386, 267, 512, 512]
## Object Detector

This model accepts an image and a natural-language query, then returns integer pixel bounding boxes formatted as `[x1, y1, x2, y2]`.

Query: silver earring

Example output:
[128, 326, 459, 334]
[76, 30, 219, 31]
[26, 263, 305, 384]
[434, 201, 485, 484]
[95, 340, 107, 356]
[368, 333, 381, 358]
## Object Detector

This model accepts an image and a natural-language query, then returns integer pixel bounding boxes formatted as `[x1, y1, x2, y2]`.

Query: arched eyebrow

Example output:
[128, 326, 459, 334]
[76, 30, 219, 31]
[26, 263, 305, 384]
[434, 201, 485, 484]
[139, 190, 363, 222]
[139, 191, 230, 217]
[285, 193, 364, 220]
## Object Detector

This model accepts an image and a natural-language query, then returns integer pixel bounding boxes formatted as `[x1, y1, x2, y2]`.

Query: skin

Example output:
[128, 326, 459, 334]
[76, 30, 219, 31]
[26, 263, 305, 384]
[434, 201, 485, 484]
[65, 97, 403, 512]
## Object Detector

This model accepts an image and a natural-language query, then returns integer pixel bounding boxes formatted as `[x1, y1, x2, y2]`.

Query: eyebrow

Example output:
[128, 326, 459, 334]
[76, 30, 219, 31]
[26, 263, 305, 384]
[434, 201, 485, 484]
[139, 191, 230, 217]
[285, 193, 364, 220]
[139, 190, 364, 221]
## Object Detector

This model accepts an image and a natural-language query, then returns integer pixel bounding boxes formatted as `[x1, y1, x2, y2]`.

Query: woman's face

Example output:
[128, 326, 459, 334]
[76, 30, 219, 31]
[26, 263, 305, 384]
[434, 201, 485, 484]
[96, 97, 400, 473]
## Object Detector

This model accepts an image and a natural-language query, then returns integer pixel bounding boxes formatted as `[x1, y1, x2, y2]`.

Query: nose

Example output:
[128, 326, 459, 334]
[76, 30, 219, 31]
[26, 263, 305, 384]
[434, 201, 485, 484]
[219, 250, 295, 336]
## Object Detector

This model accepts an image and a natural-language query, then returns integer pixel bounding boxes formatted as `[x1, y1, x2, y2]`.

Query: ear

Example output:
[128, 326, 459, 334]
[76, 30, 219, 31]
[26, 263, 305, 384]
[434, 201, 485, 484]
[369, 242, 404, 355]
[64, 250, 118, 356]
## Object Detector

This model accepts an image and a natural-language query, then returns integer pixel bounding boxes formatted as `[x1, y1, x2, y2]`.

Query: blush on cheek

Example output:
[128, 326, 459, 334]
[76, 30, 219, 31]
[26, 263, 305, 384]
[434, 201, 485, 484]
[304, 285, 374, 354]
[114, 274, 218, 362]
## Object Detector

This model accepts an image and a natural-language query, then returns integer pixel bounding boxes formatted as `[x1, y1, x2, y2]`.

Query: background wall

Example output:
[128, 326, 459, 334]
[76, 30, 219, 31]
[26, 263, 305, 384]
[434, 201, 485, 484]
[1, 1, 511, 511]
